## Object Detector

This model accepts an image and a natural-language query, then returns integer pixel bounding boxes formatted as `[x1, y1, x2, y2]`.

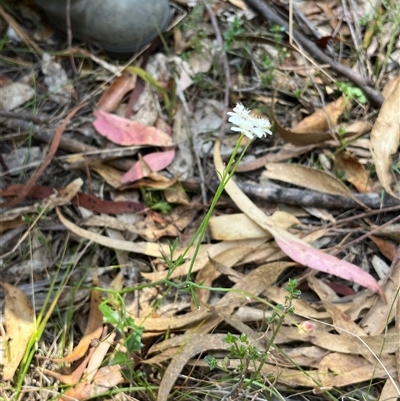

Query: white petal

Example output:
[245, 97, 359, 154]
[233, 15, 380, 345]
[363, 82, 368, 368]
[252, 127, 266, 138]
[242, 130, 254, 139]
[228, 115, 242, 125]
[239, 119, 254, 131]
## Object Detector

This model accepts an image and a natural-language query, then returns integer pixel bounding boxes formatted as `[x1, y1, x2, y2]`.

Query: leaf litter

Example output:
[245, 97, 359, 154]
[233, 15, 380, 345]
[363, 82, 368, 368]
[0, 1, 400, 400]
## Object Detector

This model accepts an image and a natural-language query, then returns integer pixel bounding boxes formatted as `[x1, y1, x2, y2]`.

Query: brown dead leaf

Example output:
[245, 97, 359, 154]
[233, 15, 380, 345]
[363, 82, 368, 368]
[43, 348, 95, 385]
[370, 76, 400, 197]
[97, 71, 137, 112]
[334, 151, 372, 193]
[272, 97, 349, 145]
[61, 332, 116, 400]
[53, 289, 103, 363]
[236, 143, 318, 172]
[293, 97, 349, 133]
[369, 235, 397, 261]
[0, 282, 35, 380]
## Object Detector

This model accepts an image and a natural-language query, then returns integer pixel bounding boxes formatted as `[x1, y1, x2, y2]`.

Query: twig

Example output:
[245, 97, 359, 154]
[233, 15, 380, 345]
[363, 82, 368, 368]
[0, 110, 49, 124]
[238, 180, 399, 209]
[244, 0, 384, 106]
[65, 0, 77, 75]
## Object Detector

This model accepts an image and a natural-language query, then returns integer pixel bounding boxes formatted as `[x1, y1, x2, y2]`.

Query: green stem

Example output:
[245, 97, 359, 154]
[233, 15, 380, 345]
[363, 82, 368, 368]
[181, 135, 251, 282]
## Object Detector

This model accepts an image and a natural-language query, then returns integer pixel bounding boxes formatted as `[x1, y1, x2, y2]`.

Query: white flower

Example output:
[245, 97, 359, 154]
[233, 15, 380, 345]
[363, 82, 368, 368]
[227, 103, 272, 139]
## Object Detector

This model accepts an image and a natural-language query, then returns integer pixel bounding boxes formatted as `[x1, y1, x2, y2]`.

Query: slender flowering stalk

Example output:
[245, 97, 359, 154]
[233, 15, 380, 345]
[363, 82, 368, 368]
[168, 103, 272, 307]
[228, 103, 272, 139]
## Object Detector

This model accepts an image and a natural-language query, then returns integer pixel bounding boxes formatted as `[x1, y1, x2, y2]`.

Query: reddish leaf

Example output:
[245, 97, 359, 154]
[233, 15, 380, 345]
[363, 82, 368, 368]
[93, 109, 173, 146]
[0, 185, 145, 214]
[121, 150, 175, 184]
[274, 234, 384, 298]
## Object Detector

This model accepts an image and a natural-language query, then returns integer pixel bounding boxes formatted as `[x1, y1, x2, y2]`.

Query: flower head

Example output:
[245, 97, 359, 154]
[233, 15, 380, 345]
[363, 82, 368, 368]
[227, 103, 272, 139]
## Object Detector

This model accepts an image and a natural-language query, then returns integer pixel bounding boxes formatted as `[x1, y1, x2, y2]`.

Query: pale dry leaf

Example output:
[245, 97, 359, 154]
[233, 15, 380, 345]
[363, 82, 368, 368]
[0, 282, 35, 380]
[378, 378, 400, 400]
[263, 163, 358, 200]
[209, 210, 300, 240]
[56, 207, 171, 258]
[186, 262, 295, 336]
[163, 183, 190, 205]
[318, 353, 396, 387]
[280, 325, 398, 355]
[359, 258, 400, 335]
[157, 334, 228, 401]
[308, 277, 367, 336]
[209, 213, 269, 240]
[91, 163, 125, 189]
[370, 76, 400, 197]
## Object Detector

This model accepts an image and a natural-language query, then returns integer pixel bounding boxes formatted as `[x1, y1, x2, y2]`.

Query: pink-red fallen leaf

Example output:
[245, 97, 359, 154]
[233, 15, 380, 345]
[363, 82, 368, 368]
[93, 109, 173, 147]
[274, 236, 385, 298]
[121, 150, 175, 184]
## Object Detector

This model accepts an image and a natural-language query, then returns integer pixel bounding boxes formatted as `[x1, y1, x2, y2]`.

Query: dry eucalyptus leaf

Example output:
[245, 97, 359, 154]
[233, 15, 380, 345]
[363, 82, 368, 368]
[370, 75, 400, 197]
[292, 96, 349, 133]
[1, 282, 35, 380]
[52, 289, 103, 363]
[271, 97, 349, 145]
[263, 163, 358, 201]
[334, 151, 372, 193]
